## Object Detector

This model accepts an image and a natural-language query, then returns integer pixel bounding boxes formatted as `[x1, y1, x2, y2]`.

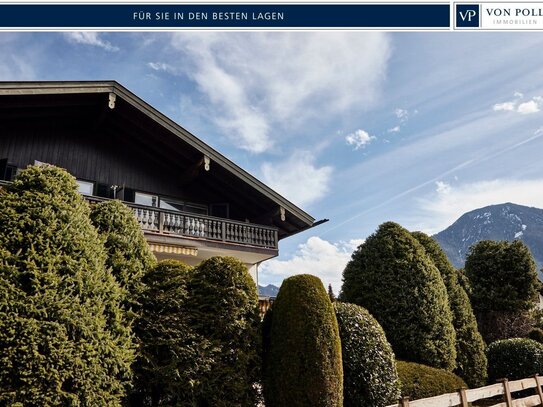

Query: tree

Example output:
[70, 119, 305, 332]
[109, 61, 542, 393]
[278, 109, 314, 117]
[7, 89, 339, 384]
[187, 256, 261, 406]
[341, 221, 456, 370]
[412, 231, 487, 387]
[264, 274, 343, 407]
[0, 165, 134, 406]
[328, 283, 336, 302]
[334, 302, 399, 407]
[90, 199, 157, 319]
[465, 240, 540, 343]
[131, 260, 215, 406]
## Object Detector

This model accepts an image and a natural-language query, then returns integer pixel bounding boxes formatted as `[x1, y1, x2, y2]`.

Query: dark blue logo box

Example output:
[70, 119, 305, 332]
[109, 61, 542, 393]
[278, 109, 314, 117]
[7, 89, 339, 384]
[456, 4, 480, 27]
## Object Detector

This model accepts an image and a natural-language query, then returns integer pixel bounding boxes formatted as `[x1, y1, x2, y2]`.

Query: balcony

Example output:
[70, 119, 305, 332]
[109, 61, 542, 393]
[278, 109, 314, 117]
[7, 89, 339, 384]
[0, 179, 278, 251]
[87, 196, 279, 250]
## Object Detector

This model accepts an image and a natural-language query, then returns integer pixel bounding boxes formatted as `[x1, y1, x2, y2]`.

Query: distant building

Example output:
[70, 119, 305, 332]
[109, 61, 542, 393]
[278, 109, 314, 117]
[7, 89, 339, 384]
[0, 81, 321, 283]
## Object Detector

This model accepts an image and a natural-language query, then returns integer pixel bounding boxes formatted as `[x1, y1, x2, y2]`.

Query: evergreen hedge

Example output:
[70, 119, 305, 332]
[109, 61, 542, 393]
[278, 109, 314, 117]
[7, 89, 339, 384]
[397, 361, 467, 400]
[187, 256, 261, 406]
[131, 260, 214, 406]
[465, 240, 540, 343]
[412, 232, 487, 387]
[0, 165, 134, 406]
[90, 199, 156, 319]
[264, 274, 343, 407]
[487, 338, 543, 382]
[335, 302, 400, 407]
[341, 222, 456, 370]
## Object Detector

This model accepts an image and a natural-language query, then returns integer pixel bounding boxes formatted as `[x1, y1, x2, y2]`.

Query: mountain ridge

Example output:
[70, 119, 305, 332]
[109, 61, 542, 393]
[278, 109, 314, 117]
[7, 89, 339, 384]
[433, 202, 543, 275]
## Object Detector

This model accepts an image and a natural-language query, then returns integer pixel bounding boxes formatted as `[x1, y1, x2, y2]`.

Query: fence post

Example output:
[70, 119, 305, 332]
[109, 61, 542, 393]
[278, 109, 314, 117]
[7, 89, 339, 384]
[399, 396, 410, 407]
[458, 387, 469, 407]
[535, 374, 543, 404]
[498, 378, 513, 407]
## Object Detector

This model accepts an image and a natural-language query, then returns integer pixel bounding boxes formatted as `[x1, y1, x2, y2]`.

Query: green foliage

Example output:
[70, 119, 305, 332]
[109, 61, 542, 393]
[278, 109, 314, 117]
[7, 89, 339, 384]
[412, 232, 487, 387]
[187, 256, 261, 406]
[90, 199, 157, 319]
[396, 361, 467, 400]
[466, 240, 539, 313]
[0, 165, 134, 406]
[465, 240, 539, 342]
[264, 274, 343, 407]
[328, 283, 336, 303]
[334, 302, 400, 407]
[528, 328, 543, 344]
[341, 222, 456, 370]
[131, 260, 215, 406]
[487, 338, 543, 382]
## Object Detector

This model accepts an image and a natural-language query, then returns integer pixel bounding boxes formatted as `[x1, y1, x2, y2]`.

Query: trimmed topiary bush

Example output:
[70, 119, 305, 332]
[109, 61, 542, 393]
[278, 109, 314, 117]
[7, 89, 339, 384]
[187, 256, 261, 406]
[466, 240, 539, 343]
[335, 302, 400, 407]
[528, 328, 543, 344]
[412, 231, 487, 387]
[264, 274, 343, 407]
[90, 199, 157, 318]
[397, 361, 467, 400]
[0, 165, 134, 406]
[341, 222, 456, 370]
[487, 338, 543, 382]
[131, 259, 215, 406]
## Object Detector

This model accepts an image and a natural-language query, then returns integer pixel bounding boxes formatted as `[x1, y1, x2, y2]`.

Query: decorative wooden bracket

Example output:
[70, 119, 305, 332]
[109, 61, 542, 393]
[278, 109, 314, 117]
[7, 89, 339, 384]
[280, 207, 286, 221]
[108, 93, 116, 109]
[204, 155, 211, 171]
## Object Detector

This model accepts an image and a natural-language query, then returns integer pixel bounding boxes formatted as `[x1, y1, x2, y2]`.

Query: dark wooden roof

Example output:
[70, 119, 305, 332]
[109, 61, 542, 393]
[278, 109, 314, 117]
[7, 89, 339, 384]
[0, 81, 316, 239]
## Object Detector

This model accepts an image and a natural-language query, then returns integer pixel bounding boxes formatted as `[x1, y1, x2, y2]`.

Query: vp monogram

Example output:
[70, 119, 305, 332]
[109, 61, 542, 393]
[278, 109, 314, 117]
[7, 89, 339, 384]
[459, 9, 477, 21]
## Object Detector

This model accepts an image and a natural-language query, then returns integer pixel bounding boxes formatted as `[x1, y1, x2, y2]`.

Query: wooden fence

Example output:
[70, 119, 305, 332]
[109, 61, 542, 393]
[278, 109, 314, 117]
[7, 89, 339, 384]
[386, 375, 543, 407]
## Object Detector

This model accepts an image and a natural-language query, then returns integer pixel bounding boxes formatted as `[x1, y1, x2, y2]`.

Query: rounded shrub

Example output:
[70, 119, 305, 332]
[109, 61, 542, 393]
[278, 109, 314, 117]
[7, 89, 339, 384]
[187, 256, 261, 406]
[0, 165, 134, 406]
[335, 302, 400, 407]
[90, 199, 157, 318]
[397, 361, 467, 400]
[412, 231, 487, 387]
[131, 259, 214, 406]
[341, 222, 457, 370]
[466, 240, 539, 343]
[264, 274, 343, 407]
[529, 328, 543, 344]
[487, 338, 543, 382]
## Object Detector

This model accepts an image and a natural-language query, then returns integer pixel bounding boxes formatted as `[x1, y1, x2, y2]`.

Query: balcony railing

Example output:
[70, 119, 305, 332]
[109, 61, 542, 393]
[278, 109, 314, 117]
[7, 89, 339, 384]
[0, 180, 278, 249]
[85, 196, 278, 250]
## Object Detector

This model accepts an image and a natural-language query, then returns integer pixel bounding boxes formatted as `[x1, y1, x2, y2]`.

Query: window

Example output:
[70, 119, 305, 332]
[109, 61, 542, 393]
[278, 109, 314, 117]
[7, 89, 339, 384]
[135, 192, 158, 207]
[76, 180, 94, 195]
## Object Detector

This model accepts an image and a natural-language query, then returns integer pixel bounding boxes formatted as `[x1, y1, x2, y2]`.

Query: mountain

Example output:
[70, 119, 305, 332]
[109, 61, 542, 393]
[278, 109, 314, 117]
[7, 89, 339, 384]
[433, 203, 543, 274]
[258, 284, 279, 297]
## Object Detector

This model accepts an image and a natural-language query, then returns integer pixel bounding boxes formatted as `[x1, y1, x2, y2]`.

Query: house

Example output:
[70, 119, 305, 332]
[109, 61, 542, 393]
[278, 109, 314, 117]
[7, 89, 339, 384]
[0, 81, 322, 285]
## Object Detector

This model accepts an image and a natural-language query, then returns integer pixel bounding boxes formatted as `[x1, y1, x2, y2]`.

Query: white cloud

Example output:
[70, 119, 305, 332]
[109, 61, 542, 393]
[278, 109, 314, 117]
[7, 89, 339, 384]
[419, 178, 543, 233]
[493, 102, 516, 112]
[435, 181, 451, 194]
[388, 126, 401, 133]
[147, 62, 177, 74]
[170, 32, 390, 153]
[345, 129, 375, 150]
[261, 151, 332, 207]
[259, 236, 364, 294]
[64, 32, 118, 52]
[395, 108, 409, 122]
[493, 92, 541, 114]
[518, 100, 540, 114]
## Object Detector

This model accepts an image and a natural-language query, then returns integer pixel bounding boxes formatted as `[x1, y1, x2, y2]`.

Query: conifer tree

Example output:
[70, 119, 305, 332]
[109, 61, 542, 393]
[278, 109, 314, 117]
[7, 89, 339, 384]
[341, 222, 456, 370]
[0, 165, 134, 406]
[412, 231, 487, 387]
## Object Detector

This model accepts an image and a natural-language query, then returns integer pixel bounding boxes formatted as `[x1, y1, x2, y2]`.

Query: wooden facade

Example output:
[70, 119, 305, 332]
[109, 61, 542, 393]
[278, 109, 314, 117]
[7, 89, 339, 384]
[0, 81, 319, 280]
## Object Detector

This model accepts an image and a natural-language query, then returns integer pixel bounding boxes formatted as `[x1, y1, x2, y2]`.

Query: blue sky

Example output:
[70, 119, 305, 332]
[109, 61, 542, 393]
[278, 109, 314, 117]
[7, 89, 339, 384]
[3, 32, 543, 291]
